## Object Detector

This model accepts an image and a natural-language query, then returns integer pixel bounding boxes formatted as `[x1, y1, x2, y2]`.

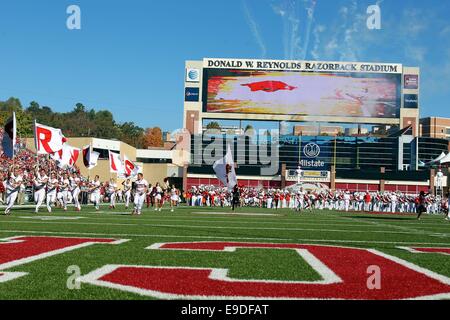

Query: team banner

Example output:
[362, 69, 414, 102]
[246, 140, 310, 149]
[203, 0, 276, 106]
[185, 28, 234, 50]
[109, 150, 123, 174]
[82, 145, 100, 169]
[213, 144, 237, 189]
[51, 144, 80, 168]
[34, 122, 67, 154]
[123, 154, 139, 177]
[2, 112, 16, 159]
[204, 58, 402, 74]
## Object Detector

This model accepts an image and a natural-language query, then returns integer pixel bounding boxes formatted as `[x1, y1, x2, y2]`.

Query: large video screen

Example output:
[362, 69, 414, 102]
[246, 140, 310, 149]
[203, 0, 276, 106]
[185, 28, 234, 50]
[203, 69, 401, 118]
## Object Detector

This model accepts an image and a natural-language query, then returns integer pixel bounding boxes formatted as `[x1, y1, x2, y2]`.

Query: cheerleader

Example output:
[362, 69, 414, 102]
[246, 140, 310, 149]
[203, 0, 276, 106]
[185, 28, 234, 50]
[4, 167, 22, 215]
[33, 168, 48, 213]
[122, 178, 132, 209]
[154, 182, 163, 212]
[70, 172, 81, 211]
[170, 185, 179, 212]
[133, 173, 148, 215]
[46, 172, 58, 213]
[59, 174, 70, 211]
[89, 175, 101, 211]
[108, 178, 117, 209]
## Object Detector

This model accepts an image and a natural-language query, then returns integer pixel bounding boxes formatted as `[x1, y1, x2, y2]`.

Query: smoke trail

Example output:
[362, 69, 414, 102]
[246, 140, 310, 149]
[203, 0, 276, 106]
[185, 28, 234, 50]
[301, 0, 317, 60]
[311, 24, 325, 60]
[242, 0, 267, 58]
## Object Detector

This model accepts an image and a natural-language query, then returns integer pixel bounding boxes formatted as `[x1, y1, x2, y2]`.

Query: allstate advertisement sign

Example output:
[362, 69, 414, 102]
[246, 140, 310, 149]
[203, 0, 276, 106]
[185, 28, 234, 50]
[300, 142, 327, 169]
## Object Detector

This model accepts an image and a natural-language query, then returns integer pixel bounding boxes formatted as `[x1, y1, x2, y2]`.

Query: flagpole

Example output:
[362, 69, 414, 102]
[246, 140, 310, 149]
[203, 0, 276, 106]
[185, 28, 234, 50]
[12, 112, 16, 169]
[88, 143, 92, 181]
[34, 119, 39, 172]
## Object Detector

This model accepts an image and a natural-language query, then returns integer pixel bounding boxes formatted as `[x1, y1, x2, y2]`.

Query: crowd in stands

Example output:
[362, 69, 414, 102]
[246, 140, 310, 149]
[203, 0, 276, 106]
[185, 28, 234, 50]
[0, 128, 79, 204]
[184, 185, 450, 215]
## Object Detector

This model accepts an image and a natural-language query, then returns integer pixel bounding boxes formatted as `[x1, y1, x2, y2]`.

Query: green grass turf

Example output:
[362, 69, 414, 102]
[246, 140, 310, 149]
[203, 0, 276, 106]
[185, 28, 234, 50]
[0, 204, 449, 299]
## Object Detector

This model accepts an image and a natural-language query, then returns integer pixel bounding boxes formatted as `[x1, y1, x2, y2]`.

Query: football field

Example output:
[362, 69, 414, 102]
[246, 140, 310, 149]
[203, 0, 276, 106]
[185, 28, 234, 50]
[0, 205, 449, 300]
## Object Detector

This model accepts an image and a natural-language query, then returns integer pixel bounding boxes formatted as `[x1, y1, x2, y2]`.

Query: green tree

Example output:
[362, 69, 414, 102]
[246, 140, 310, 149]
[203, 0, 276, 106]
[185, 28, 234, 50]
[206, 121, 221, 130]
[0, 97, 147, 148]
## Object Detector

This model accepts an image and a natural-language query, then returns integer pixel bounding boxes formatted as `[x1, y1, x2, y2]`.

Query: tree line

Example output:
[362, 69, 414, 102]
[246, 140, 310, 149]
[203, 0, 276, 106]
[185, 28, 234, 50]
[0, 97, 164, 149]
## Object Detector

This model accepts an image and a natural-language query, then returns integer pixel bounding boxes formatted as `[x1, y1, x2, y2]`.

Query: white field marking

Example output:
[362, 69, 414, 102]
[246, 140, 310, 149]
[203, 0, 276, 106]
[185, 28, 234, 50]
[0, 236, 129, 271]
[8, 209, 448, 226]
[78, 246, 450, 300]
[339, 216, 450, 238]
[18, 216, 85, 221]
[0, 271, 28, 283]
[78, 264, 346, 300]
[212, 249, 342, 284]
[2, 229, 450, 246]
[368, 249, 450, 288]
[2, 220, 446, 236]
[5, 213, 450, 231]
[6, 216, 389, 229]
[397, 246, 450, 256]
[67, 216, 450, 231]
[147, 243, 341, 284]
[192, 212, 281, 216]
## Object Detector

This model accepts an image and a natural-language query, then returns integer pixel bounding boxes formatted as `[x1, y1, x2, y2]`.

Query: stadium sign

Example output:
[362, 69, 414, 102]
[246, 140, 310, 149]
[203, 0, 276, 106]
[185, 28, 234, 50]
[186, 68, 200, 82]
[287, 170, 330, 182]
[303, 143, 321, 158]
[404, 74, 419, 89]
[299, 159, 326, 169]
[204, 58, 402, 74]
[185, 87, 200, 102]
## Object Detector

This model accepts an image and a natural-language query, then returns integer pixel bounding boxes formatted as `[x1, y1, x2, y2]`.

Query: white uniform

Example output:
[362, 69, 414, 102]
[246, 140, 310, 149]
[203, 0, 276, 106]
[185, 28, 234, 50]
[134, 179, 148, 214]
[70, 177, 81, 210]
[108, 183, 117, 207]
[390, 194, 398, 213]
[59, 178, 70, 210]
[33, 173, 48, 213]
[170, 188, 178, 202]
[90, 180, 101, 210]
[46, 178, 58, 212]
[5, 174, 22, 214]
[343, 193, 351, 212]
[154, 186, 163, 211]
[155, 186, 163, 201]
[123, 181, 132, 208]
[170, 188, 178, 212]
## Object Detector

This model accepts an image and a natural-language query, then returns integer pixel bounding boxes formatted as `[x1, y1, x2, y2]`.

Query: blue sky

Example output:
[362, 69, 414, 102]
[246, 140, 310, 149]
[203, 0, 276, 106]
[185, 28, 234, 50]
[0, 0, 449, 131]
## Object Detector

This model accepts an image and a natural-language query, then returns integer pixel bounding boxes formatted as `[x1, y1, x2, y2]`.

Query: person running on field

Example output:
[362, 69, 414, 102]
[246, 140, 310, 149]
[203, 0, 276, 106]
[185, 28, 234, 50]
[170, 185, 179, 212]
[33, 167, 48, 213]
[133, 173, 148, 215]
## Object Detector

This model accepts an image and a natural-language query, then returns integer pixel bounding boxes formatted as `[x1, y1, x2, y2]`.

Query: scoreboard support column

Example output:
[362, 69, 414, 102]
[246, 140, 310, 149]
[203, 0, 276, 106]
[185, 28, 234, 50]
[330, 165, 336, 191]
[281, 163, 286, 189]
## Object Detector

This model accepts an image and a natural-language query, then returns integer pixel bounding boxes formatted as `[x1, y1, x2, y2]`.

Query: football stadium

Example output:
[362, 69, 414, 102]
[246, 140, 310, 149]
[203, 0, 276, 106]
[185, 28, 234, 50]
[0, 57, 448, 303]
[1, 1, 450, 311]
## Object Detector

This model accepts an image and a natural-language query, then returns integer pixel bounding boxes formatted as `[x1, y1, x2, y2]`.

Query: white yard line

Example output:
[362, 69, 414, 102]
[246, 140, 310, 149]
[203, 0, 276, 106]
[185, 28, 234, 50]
[339, 216, 450, 238]
[4, 215, 450, 231]
[0, 229, 449, 246]
[0, 220, 448, 236]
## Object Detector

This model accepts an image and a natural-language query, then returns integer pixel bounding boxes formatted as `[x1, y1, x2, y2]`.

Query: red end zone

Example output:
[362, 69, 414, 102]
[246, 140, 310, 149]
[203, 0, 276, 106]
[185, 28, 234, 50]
[0, 236, 128, 282]
[79, 241, 450, 300]
[399, 246, 450, 256]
